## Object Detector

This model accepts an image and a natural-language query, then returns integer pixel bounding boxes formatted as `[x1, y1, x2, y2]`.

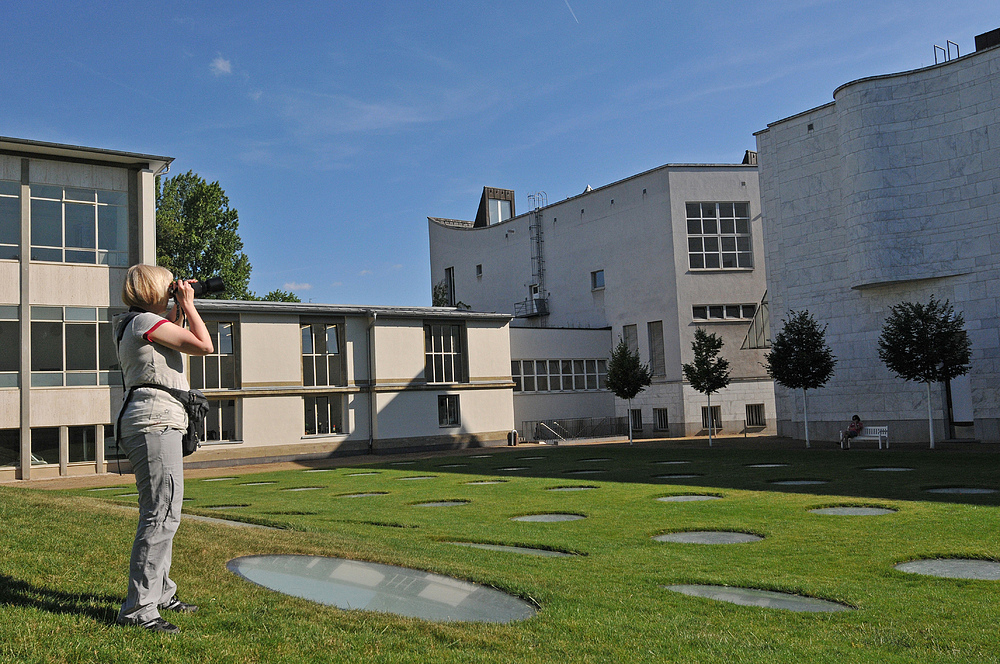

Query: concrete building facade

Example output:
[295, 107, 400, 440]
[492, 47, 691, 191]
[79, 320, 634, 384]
[1, 137, 515, 481]
[755, 32, 1000, 443]
[429, 161, 775, 438]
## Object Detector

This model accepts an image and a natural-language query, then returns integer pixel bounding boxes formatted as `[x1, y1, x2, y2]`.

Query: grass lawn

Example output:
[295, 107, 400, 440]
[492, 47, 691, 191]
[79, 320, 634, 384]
[2, 441, 1000, 663]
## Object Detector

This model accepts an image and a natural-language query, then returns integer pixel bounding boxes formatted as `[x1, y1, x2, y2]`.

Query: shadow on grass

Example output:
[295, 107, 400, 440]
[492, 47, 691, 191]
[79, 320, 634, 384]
[359, 439, 1000, 507]
[0, 573, 119, 624]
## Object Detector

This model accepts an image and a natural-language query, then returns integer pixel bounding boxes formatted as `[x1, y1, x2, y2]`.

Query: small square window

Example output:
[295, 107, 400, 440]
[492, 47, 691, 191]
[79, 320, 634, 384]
[438, 394, 460, 427]
[591, 270, 605, 290]
[725, 305, 742, 319]
[708, 305, 724, 319]
[692, 306, 708, 320]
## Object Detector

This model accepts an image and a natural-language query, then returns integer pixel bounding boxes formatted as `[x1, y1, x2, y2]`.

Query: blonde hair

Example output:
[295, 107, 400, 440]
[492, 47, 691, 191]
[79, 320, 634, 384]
[122, 264, 173, 310]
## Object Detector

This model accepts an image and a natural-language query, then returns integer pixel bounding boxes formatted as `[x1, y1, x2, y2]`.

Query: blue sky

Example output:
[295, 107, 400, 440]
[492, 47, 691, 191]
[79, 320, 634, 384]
[1, 1, 993, 305]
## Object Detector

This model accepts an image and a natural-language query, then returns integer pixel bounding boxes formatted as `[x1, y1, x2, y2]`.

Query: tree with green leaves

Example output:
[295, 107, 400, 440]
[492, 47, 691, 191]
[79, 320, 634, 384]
[156, 171, 253, 299]
[877, 296, 971, 449]
[605, 338, 652, 445]
[682, 328, 731, 447]
[764, 310, 836, 448]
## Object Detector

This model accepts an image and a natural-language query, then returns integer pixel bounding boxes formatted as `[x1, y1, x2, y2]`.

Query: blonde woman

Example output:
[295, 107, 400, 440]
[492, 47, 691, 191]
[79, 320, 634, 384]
[113, 264, 213, 633]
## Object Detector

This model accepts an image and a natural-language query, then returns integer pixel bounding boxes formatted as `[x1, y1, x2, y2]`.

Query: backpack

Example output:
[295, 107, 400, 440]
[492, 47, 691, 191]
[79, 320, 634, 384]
[115, 312, 208, 458]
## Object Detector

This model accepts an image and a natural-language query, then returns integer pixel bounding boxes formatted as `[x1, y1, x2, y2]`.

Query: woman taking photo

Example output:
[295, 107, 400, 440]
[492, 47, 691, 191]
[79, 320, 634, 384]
[113, 264, 214, 633]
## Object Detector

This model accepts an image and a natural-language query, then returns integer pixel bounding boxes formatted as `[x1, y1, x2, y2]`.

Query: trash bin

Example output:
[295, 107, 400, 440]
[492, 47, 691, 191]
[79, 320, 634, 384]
[507, 430, 518, 446]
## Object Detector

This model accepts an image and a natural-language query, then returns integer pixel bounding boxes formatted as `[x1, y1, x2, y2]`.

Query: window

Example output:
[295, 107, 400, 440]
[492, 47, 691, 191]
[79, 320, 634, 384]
[654, 408, 670, 431]
[701, 405, 722, 431]
[31, 427, 59, 465]
[746, 403, 766, 427]
[623, 324, 638, 355]
[444, 267, 455, 306]
[301, 322, 343, 386]
[0, 305, 18, 387]
[511, 359, 607, 392]
[488, 198, 511, 225]
[29, 185, 129, 265]
[475, 264, 483, 278]
[0, 179, 19, 260]
[591, 270, 605, 290]
[630, 409, 643, 431]
[189, 321, 238, 389]
[686, 202, 752, 269]
[647, 321, 665, 376]
[1, 428, 20, 467]
[69, 424, 99, 463]
[29, 306, 121, 387]
[424, 323, 466, 383]
[438, 394, 460, 427]
[205, 399, 238, 442]
[305, 395, 343, 435]
[692, 303, 757, 321]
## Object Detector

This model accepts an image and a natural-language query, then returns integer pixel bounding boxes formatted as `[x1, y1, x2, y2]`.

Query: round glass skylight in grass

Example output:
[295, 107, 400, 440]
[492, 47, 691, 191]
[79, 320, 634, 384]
[653, 531, 762, 544]
[654, 474, 702, 480]
[924, 487, 997, 494]
[657, 495, 721, 502]
[497, 467, 530, 471]
[449, 542, 576, 557]
[746, 463, 789, 468]
[770, 479, 827, 486]
[347, 472, 380, 476]
[240, 481, 277, 486]
[563, 469, 606, 475]
[202, 477, 237, 482]
[547, 486, 597, 492]
[810, 506, 896, 516]
[663, 585, 852, 612]
[227, 555, 537, 623]
[512, 513, 585, 522]
[466, 480, 507, 485]
[207, 504, 250, 510]
[340, 492, 388, 498]
[864, 467, 913, 472]
[282, 486, 323, 492]
[894, 559, 1000, 580]
[397, 476, 436, 481]
[654, 460, 692, 465]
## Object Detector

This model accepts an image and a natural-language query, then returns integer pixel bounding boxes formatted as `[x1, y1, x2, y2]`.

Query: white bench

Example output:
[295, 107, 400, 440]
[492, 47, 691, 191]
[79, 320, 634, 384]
[840, 425, 889, 450]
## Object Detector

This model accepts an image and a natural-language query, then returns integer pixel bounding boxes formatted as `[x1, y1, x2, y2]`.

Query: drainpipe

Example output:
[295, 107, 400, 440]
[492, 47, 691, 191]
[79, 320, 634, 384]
[366, 311, 377, 454]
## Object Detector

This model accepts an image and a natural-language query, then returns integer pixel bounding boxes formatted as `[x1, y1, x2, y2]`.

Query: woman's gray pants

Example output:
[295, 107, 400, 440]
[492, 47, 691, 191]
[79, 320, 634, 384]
[117, 428, 184, 624]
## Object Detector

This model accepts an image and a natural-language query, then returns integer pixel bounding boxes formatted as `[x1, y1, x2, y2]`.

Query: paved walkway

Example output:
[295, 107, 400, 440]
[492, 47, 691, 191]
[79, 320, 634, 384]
[8, 434, 999, 491]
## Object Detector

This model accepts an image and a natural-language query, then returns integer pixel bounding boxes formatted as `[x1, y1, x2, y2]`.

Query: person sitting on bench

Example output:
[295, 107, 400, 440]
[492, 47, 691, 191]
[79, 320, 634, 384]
[841, 415, 863, 450]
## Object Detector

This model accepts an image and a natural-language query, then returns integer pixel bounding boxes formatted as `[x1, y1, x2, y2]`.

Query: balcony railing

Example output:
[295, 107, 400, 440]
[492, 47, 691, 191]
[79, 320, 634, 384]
[514, 297, 548, 318]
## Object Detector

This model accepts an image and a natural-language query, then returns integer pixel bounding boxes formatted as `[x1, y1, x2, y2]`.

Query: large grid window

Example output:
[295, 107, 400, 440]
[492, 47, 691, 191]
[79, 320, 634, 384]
[0, 180, 19, 260]
[630, 409, 643, 431]
[511, 359, 607, 393]
[424, 323, 466, 383]
[205, 399, 238, 442]
[189, 321, 238, 390]
[647, 321, 665, 376]
[29, 306, 121, 387]
[0, 305, 18, 387]
[654, 408, 670, 431]
[304, 394, 343, 436]
[302, 323, 343, 386]
[623, 324, 638, 355]
[686, 202, 752, 269]
[29, 184, 129, 265]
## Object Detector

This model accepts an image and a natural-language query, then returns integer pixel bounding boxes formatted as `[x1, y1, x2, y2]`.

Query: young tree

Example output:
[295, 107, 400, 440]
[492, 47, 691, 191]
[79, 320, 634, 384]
[682, 328, 731, 447]
[764, 310, 836, 448]
[605, 338, 652, 445]
[877, 296, 971, 449]
[156, 171, 253, 299]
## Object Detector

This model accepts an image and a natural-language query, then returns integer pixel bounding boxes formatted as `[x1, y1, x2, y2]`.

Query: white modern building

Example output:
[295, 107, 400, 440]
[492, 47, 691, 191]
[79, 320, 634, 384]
[1, 137, 515, 481]
[755, 28, 1000, 444]
[429, 159, 775, 438]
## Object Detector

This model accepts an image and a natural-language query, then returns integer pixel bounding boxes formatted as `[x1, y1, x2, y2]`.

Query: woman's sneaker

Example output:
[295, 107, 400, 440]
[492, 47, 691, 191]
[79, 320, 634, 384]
[117, 616, 180, 633]
[160, 596, 199, 613]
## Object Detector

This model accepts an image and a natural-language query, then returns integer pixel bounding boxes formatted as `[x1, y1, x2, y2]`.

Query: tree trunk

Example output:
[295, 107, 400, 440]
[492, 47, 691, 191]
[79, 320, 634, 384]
[628, 397, 633, 446]
[707, 392, 713, 448]
[926, 381, 935, 450]
[802, 387, 810, 449]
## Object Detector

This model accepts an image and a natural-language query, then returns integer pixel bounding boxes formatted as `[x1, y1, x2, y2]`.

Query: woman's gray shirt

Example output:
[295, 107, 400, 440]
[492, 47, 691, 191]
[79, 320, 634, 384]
[114, 311, 189, 436]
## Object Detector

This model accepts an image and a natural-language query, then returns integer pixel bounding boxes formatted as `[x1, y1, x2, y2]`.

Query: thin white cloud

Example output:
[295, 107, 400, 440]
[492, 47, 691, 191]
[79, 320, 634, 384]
[359, 269, 373, 276]
[210, 56, 232, 76]
[284, 282, 312, 291]
[330, 281, 343, 287]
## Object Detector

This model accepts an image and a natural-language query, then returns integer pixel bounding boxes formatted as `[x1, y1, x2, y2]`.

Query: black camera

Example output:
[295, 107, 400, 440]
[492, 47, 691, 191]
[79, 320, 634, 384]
[172, 276, 226, 298]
